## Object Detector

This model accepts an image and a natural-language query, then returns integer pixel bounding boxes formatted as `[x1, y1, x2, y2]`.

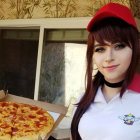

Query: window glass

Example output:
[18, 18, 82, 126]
[39, 29, 88, 105]
[0, 29, 39, 99]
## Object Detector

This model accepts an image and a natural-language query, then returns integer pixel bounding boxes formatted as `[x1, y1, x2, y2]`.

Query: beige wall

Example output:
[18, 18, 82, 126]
[0, 0, 134, 19]
[130, 0, 140, 18]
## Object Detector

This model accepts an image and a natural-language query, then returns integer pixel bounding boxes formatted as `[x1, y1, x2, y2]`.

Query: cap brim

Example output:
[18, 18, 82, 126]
[87, 12, 124, 31]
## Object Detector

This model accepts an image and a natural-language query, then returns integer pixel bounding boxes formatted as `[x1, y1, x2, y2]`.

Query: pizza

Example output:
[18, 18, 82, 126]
[0, 102, 54, 140]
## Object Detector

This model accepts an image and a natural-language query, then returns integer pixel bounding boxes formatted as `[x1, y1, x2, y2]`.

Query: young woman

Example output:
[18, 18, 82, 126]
[71, 3, 140, 140]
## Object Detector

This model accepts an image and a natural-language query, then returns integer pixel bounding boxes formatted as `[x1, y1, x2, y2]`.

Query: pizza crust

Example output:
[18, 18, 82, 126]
[0, 135, 11, 140]
[11, 134, 39, 140]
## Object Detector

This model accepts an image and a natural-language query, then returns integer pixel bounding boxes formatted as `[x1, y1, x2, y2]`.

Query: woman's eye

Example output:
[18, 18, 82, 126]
[95, 48, 105, 52]
[115, 43, 126, 49]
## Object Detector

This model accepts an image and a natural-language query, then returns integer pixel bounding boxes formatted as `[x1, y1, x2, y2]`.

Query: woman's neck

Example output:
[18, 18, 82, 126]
[101, 84, 121, 103]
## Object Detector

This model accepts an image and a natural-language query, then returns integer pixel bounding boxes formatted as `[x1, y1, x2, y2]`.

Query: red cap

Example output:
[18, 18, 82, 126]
[87, 3, 137, 32]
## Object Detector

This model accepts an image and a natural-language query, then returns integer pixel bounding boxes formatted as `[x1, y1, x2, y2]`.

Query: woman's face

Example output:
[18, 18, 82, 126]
[93, 40, 132, 83]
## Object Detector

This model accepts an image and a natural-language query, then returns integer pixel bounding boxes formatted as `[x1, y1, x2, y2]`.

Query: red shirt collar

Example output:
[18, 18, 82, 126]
[128, 73, 140, 93]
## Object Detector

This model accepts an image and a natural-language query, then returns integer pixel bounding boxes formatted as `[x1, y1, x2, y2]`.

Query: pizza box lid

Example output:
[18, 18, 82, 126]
[1, 92, 68, 140]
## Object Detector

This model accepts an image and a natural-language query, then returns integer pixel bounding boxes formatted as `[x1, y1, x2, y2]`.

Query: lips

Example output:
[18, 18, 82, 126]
[103, 65, 119, 70]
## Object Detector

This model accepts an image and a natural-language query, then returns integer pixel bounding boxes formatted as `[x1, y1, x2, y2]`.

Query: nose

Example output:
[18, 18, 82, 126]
[105, 48, 114, 62]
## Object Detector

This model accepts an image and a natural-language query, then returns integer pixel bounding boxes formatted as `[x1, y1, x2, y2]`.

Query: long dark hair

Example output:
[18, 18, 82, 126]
[71, 18, 140, 140]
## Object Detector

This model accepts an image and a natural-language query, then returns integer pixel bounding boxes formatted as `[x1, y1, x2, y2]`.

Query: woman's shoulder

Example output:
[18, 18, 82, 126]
[124, 89, 140, 105]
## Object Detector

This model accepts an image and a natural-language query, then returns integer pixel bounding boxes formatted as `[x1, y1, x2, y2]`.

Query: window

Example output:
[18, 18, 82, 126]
[0, 29, 39, 98]
[0, 18, 90, 106]
[39, 29, 88, 105]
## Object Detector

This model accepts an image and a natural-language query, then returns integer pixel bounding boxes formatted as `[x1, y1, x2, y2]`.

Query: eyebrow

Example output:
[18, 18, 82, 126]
[94, 42, 122, 48]
[94, 44, 105, 48]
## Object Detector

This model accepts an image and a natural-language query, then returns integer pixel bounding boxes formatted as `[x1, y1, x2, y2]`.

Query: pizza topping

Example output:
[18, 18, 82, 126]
[1, 102, 9, 107]
[30, 106, 38, 110]
[21, 109, 26, 113]
[12, 128, 19, 132]
[25, 130, 34, 132]
[37, 109, 44, 115]
[0, 124, 10, 129]
[28, 115, 36, 119]
[10, 111, 16, 115]
[13, 103, 19, 108]
[23, 124, 29, 127]
[11, 119, 15, 124]
[6, 131, 12, 135]
[39, 116, 47, 121]
[19, 116, 25, 121]
[35, 121, 41, 127]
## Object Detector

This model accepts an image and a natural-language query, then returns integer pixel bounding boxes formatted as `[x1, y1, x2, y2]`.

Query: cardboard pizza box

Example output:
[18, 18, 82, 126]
[1, 92, 68, 140]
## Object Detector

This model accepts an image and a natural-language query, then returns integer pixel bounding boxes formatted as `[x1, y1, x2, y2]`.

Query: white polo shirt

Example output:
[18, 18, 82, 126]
[78, 86, 140, 140]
